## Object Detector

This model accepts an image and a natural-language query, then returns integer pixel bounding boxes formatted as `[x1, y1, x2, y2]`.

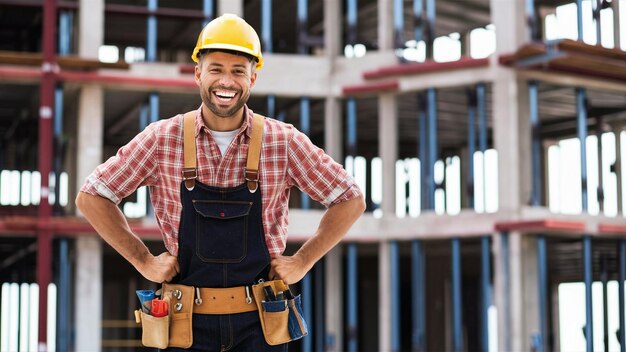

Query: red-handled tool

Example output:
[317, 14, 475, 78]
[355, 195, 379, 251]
[151, 299, 169, 317]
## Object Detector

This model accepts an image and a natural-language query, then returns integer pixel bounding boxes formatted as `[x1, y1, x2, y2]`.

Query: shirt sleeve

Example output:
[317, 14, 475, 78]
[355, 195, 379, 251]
[287, 128, 362, 207]
[80, 123, 160, 204]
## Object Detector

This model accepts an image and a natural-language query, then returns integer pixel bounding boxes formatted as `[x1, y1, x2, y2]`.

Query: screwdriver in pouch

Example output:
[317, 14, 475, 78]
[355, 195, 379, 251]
[263, 286, 276, 301]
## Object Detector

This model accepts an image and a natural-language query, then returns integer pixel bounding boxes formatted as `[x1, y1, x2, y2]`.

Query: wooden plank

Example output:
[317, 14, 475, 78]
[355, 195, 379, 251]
[0, 51, 129, 70]
[557, 39, 626, 62]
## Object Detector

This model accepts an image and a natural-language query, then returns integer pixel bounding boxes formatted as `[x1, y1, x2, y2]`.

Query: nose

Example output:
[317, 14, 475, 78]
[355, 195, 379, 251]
[216, 72, 236, 87]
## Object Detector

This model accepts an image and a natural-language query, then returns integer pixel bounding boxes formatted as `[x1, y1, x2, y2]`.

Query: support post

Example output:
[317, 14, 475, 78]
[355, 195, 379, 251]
[147, 0, 158, 62]
[202, 0, 214, 26]
[393, 0, 404, 49]
[529, 81, 541, 206]
[412, 240, 426, 351]
[577, 0, 584, 40]
[302, 273, 313, 352]
[300, 97, 311, 209]
[584, 235, 594, 351]
[537, 235, 548, 352]
[619, 240, 626, 352]
[467, 89, 476, 209]
[418, 93, 428, 210]
[261, 0, 273, 53]
[346, 244, 358, 352]
[451, 238, 463, 352]
[314, 262, 325, 352]
[577, 88, 589, 211]
[480, 236, 491, 352]
[390, 241, 401, 352]
[427, 88, 438, 210]
[477, 83, 487, 209]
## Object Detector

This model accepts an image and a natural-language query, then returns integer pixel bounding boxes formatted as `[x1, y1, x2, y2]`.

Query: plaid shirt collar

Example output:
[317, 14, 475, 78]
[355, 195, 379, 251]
[194, 104, 253, 139]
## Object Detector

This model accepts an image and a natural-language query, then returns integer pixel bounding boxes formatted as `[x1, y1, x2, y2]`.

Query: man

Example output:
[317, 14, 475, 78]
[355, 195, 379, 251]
[76, 13, 364, 351]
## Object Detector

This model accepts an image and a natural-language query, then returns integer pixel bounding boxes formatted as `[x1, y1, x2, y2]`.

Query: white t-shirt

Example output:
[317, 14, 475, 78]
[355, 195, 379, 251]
[209, 129, 239, 156]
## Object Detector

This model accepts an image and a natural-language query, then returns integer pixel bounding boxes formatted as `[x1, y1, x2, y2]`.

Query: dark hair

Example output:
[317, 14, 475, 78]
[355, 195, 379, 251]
[197, 48, 258, 64]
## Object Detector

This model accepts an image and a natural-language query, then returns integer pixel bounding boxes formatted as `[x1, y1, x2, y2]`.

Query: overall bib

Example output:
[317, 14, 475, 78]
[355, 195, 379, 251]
[165, 113, 287, 352]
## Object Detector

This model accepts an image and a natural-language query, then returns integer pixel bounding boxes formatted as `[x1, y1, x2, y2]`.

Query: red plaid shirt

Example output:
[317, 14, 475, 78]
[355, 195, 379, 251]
[81, 106, 361, 257]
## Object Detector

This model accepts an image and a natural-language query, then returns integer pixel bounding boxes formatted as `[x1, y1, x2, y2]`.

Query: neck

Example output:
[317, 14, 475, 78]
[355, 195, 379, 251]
[201, 104, 245, 132]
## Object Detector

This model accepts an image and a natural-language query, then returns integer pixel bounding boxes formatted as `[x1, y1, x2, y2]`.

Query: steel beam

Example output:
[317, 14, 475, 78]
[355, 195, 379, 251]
[303, 273, 313, 352]
[617, 239, 626, 352]
[346, 244, 358, 352]
[262, 0, 273, 53]
[427, 88, 437, 210]
[412, 240, 426, 351]
[58, 239, 70, 352]
[577, 0, 584, 40]
[583, 235, 594, 351]
[467, 89, 476, 209]
[202, 0, 214, 26]
[390, 240, 401, 352]
[577, 88, 589, 211]
[267, 95, 275, 118]
[418, 93, 428, 210]
[451, 238, 463, 352]
[537, 235, 548, 352]
[147, 0, 158, 62]
[314, 261, 325, 352]
[297, 0, 308, 54]
[480, 236, 490, 352]
[347, 98, 357, 157]
[529, 81, 541, 206]
[413, 0, 424, 43]
[347, 0, 358, 45]
[394, 0, 404, 49]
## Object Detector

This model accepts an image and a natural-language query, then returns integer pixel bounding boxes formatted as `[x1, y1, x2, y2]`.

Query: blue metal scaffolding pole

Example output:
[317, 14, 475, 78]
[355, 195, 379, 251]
[58, 239, 70, 352]
[297, 0, 308, 55]
[202, 0, 214, 26]
[58, 11, 72, 56]
[300, 97, 311, 209]
[480, 236, 491, 352]
[617, 240, 626, 352]
[418, 94, 428, 210]
[413, 0, 424, 43]
[347, 244, 358, 352]
[391, 241, 401, 352]
[425, 0, 436, 58]
[529, 81, 541, 206]
[147, 0, 158, 62]
[577, 0, 584, 40]
[267, 95, 276, 118]
[477, 84, 487, 154]
[347, 0, 358, 45]
[412, 240, 426, 351]
[303, 273, 313, 352]
[501, 232, 511, 352]
[577, 87, 588, 211]
[427, 88, 438, 209]
[467, 90, 476, 209]
[393, 0, 404, 49]
[451, 238, 463, 352]
[537, 235, 548, 352]
[347, 98, 357, 157]
[261, 0, 273, 53]
[583, 235, 594, 351]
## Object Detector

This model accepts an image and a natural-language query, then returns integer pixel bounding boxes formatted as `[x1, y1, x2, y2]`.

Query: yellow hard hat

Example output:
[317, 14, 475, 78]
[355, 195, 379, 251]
[191, 13, 264, 70]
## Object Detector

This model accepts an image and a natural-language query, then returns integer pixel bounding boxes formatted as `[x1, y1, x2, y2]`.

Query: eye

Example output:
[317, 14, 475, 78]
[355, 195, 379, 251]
[234, 70, 245, 75]
[209, 68, 221, 73]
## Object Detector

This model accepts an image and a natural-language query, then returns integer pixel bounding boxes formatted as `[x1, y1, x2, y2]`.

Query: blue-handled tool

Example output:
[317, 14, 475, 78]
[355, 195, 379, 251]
[136, 290, 155, 313]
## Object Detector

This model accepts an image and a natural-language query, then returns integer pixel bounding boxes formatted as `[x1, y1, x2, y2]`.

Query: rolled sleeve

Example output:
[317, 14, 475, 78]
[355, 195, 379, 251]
[80, 123, 160, 204]
[287, 129, 362, 207]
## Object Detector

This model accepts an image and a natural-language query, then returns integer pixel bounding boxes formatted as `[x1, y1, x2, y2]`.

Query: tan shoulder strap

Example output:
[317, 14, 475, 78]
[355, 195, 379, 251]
[245, 113, 265, 193]
[182, 111, 197, 190]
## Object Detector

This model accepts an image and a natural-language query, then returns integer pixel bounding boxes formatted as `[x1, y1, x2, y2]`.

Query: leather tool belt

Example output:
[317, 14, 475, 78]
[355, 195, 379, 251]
[135, 280, 308, 348]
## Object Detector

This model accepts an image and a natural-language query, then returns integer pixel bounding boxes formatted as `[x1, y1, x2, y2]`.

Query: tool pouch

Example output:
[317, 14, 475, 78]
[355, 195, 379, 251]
[162, 283, 194, 348]
[135, 311, 169, 349]
[251, 280, 309, 345]
[135, 283, 194, 349]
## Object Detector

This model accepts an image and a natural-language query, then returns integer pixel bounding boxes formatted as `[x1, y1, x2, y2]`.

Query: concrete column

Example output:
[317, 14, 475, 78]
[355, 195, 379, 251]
[75, 84, 104, 352]
[324, 0, 342, 59]
[614, 0, 621, 50]
[218, 0, 244, 17]
[378, 93, 397, 352]
[78, 0, 104, 59]
[324, 246, 343, 351]
[75, 237, 102, 352]
[324, 97, 342, 161]
[490, 0, 530, 211]
[378, 0, 394, 51]
[510, 233, 540, 351]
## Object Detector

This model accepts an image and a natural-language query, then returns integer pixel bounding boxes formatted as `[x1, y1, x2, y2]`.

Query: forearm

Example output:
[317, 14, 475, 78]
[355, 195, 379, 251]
[75, 191, 151, 269]
[294, 195, 365, 270]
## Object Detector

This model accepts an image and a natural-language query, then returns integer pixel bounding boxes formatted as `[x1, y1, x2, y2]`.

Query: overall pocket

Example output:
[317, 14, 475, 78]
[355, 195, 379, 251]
[259, 300, 291, 345]
[192, 200, 252, 263]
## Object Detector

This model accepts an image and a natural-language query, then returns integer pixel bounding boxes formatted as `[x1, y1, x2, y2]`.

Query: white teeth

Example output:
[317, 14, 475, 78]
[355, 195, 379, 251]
[215, 91, 236, 98]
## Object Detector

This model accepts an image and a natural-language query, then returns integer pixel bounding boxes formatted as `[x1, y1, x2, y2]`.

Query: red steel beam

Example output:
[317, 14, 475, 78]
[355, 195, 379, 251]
[37, 0, 57, 349]
[598, 223, 626, 235]
[494, 219, 586, 233]
[363, 57, 490, 80]
[342, 81, 399, 96]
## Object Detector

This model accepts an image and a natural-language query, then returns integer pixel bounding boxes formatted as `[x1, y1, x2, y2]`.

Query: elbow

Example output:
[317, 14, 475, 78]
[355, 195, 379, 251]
[355, 193, 366, 215]
[75, 191, 89, 214]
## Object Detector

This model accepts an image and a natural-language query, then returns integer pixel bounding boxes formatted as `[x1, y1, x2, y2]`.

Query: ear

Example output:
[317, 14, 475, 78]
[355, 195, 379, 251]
[194, 64, 202, 88]
[249, 71, 257, 89]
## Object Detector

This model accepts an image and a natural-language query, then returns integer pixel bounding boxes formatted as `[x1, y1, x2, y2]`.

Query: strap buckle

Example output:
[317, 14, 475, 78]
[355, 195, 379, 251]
[245, 168, 259, 193]
[182, 168, 197, 191]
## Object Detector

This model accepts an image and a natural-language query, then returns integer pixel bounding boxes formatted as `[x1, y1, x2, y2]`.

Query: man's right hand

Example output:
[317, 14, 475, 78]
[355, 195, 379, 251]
[138, 252, 180, 283]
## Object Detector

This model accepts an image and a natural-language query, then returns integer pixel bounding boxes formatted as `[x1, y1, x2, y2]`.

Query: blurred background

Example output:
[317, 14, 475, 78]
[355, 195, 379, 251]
[2, 0, 626, 351]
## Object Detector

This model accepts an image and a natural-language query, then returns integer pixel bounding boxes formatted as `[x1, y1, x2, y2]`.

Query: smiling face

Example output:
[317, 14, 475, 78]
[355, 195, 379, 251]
[195, 50, 257, 131]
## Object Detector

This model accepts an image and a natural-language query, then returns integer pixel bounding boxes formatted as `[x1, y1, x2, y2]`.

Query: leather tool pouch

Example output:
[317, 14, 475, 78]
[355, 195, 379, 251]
[135, 283, 194, 349]
[251, 280, 309, 345]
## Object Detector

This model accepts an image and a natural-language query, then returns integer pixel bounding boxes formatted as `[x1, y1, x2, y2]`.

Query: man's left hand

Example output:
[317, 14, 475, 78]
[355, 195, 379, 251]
[268, 255, 309, 285]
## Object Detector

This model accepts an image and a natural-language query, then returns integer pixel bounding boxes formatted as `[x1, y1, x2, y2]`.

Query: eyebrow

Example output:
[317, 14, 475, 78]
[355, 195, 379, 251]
[207, 62, 248, 69]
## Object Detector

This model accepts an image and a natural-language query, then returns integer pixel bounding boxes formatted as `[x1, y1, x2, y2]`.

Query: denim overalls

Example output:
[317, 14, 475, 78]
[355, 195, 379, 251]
[165, 113, 287, 352]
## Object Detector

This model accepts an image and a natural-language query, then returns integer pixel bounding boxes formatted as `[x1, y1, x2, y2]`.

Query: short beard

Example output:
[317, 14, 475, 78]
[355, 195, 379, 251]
[202, 87, 250, 118]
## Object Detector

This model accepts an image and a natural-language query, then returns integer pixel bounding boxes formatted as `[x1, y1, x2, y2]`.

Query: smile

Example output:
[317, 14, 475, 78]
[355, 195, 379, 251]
[213, 90, 238, 102]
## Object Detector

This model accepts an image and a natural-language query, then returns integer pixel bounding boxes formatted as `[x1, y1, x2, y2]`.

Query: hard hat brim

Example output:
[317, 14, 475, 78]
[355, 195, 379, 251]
[192, 43, 264, 70]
